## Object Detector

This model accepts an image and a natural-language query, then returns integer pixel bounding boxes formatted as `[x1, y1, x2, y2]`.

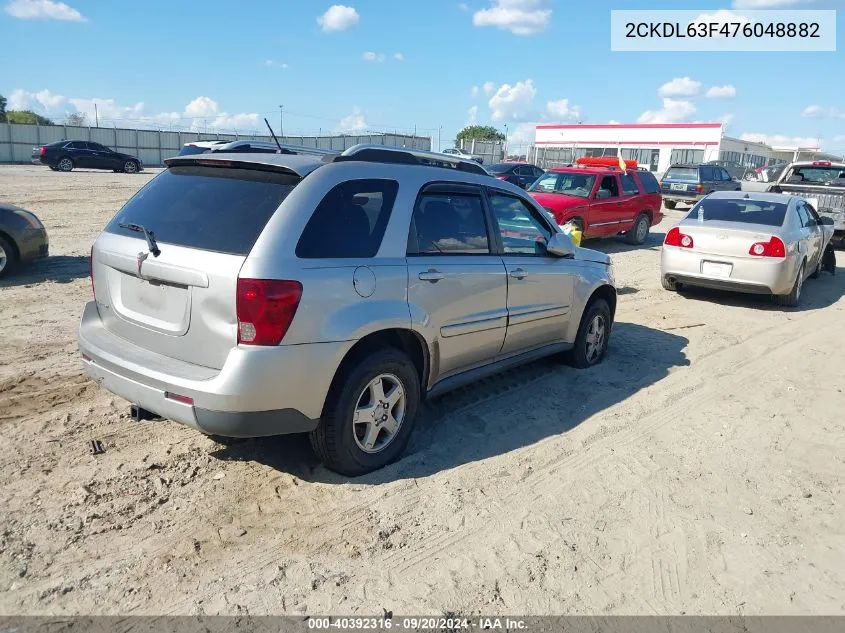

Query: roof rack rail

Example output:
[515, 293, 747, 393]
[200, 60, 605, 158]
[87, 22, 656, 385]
[327, 143, 489, 176]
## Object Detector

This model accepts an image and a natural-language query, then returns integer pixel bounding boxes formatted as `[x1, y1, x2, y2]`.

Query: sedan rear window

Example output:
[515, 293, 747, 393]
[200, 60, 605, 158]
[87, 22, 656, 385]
[106, 165, 299, 255]
[666, 167, 699, 181]
[687, 198, 788, 227]
[485, 163, 513, 175]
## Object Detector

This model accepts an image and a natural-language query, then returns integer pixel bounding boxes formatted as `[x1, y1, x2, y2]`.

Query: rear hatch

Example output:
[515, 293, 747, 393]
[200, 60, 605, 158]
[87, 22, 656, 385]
[92, 162, 300, 370]
[662, 167, 700, 197]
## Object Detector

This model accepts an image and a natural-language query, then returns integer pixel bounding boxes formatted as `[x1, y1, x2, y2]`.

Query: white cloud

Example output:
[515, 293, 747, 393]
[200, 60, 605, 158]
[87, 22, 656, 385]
[732, 0, 811, 8]
[706, 85, 736, 98]
[489, 79, 536, 122]
[4, 0, 86, 21]
[802, 105, 844, 119]
[467, 106, 478, 125]
[317, 4, 360, 32]
[506, 122, 538, 146]
[265, 59, 288, 69]
[470, 85, 479, 98]
[483, 81, 496, 95]
[546, 98, 580, 120]
[740, 132, 821, 148]
[607, 120, 621, 125]
[337, 107, 368, 133]
[657, 77, 701, 98]
[393, 52, 404, 61]
[362, 51, 386, 62]
[473, 0, 552, 36]
[637, 98, 696, 124]
[184, 96, 218, 119]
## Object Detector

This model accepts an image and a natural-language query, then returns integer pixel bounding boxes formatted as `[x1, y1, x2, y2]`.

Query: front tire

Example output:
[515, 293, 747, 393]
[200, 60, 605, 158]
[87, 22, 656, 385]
[776, 263, 804, 307]
[0, 234, 18, 279]
[569, 299, 611, 369]
[123, 160, 139, 174]
[664, 200, 676, 210]
[57, 157, 74, 172]
[310, 348, 420, 476]
[626, 213, 650, 245]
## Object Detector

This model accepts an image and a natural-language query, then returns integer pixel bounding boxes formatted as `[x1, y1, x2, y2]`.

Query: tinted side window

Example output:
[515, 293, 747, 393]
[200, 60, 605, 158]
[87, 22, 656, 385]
[88, 142, 106, 151]
[296, 179, 399, 259]
[410, 194, 489, 255]
[720, 168, 732, 181]
[489, 193, 551, 256]
[598, 175, 619, 197]
[107, 166, 299, 256]
[620, 174, 639, 195]
[67, 141, 86, 149]
[637, 170, 660, 194]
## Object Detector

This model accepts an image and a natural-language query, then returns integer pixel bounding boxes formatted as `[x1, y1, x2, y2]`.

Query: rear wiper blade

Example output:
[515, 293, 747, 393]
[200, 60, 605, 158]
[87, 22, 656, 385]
[120, 222, 161, 257]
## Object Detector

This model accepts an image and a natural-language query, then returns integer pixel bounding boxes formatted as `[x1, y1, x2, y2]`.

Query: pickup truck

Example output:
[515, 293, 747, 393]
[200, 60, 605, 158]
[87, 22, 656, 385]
[767, 160, 845, 245]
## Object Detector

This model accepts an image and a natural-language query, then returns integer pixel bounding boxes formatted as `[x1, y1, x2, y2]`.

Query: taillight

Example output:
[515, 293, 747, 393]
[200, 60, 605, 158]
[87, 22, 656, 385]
[236, 279, 302, 346]
[496, 176, 508, 180]
[696, 184, 703, 193]
[665, 227, 694, 248]
[748, 236, 785, 258]
[39, 146, 47, 156]
[89, 245, 95, 300]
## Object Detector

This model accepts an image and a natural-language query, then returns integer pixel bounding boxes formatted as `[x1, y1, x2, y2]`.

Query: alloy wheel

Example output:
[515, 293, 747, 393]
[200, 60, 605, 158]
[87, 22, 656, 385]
[585, 314, 606, 364]
[352, 374, 406, 454]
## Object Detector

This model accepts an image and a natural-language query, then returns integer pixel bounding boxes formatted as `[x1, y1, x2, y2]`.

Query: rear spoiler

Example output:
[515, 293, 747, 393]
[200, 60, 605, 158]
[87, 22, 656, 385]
[162, 155, 314, 178]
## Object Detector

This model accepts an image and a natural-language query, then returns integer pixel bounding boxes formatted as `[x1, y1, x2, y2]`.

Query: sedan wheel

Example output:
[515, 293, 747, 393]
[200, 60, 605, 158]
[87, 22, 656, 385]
[0, 235, 16, 279]
[57, 157, 74, 172]
[124, 160, 138, 174]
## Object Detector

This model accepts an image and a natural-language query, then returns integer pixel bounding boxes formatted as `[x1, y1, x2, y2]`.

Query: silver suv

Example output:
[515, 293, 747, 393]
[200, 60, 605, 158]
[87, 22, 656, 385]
[78, 145, 616, 475]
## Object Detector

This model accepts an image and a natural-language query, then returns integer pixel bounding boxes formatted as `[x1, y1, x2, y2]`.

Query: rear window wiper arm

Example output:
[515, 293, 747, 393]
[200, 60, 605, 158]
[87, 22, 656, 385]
[120, 222, 161, 257]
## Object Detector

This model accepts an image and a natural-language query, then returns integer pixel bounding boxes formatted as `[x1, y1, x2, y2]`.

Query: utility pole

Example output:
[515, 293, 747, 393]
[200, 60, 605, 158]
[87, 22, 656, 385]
[94, 103, 99, 128]
[438, 126, 442, 152]
[279, 105, 284, 138]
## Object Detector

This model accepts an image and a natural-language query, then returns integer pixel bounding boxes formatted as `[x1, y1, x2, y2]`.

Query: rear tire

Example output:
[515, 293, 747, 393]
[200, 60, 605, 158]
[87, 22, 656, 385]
[775, 263, 804, 307]
[664, 200, 676, 210]
[626, 213, 650, 245]
[310, 348, 420, 476]
[123, 160, 139, 174]
[568, 299, 611, 369]
[0, 234, 18, 279]
[57, 157, 74, 172]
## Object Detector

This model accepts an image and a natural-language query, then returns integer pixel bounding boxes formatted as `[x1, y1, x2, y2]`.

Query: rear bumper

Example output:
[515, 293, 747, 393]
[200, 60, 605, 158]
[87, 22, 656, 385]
[663, 193, 703, 205]
[77, 302, 350, 437]
[661, 246, 797, 295]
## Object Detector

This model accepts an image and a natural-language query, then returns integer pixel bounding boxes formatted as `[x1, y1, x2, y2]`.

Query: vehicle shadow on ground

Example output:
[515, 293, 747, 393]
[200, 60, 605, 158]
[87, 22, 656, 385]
[587, 230, 666, 255]
[673, 264, 844, 313]
[212, 322, 690, 483]
[0, 255, 89, 288]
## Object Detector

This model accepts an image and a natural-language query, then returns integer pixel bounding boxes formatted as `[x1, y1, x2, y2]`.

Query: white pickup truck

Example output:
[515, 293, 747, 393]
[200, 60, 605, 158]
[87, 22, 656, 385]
[764, 160, 845, 246]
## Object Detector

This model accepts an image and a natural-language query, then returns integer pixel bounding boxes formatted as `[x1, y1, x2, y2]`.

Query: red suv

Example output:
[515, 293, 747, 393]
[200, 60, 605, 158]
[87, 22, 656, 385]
[528, 158, 663, 245]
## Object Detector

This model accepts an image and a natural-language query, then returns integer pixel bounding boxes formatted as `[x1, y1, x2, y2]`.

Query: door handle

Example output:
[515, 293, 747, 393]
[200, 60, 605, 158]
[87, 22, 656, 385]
[418, 269, 445, 282]
[509, 268, 528, 280]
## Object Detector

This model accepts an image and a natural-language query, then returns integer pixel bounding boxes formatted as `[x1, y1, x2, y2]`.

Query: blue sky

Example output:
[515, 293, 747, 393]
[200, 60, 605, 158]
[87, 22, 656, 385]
[1, 0, 843, 152]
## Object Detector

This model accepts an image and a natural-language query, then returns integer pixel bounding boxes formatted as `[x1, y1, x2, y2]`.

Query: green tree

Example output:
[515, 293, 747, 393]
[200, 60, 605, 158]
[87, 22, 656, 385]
[456, 125, 506, 143]
[6, 110, 55, 125]
[0, 94, 7, 123]
[65, 111, 88, 126]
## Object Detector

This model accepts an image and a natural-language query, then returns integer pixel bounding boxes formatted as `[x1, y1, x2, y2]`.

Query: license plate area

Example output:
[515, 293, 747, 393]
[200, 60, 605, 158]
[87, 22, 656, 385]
[701, 261, 732, 278]
[670, 183, 688, 191]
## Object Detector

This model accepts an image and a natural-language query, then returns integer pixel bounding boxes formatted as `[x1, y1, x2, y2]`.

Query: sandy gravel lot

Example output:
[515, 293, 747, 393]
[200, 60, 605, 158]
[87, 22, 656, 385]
[1, 165, 843, 616]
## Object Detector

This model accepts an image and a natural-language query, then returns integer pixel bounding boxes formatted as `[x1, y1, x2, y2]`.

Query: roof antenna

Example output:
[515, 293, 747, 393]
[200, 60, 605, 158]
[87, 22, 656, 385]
[264, 117, 283, 152]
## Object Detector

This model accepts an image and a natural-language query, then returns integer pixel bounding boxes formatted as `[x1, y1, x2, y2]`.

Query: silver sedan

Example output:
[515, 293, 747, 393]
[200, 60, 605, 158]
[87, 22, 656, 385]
[661, 191, 834, 306]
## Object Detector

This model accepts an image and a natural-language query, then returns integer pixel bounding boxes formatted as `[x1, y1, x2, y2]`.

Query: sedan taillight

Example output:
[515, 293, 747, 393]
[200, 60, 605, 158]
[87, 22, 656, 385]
[665, 227, 694, 248]
[748, 236, 786, 258]
[39, 146, 47, 156]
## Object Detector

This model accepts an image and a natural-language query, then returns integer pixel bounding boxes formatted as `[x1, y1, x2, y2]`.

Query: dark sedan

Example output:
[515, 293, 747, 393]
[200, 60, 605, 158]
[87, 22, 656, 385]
[32, 140, 143, 173]
[486, 162, 545, 189]
[0, 202, 49, 278]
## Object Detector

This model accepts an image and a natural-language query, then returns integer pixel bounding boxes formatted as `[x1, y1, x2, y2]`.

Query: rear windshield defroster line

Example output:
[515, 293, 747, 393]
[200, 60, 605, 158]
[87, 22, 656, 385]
[106, 165, 300, 256]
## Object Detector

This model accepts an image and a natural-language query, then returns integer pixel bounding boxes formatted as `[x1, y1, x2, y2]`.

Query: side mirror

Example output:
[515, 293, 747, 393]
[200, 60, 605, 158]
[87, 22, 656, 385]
[595, 189, 611, 200]
[547, 232, 576, 258]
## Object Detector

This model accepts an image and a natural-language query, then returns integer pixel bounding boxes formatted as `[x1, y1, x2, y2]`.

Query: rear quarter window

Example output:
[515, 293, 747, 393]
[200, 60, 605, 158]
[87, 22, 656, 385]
[636, 170, 660, 194]
[106, 165, 299, 256]
[296, 179, 399, 259]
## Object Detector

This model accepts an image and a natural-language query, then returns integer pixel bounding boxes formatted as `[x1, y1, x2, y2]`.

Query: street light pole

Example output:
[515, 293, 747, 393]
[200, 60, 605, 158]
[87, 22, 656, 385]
[279, 105, 284, 138]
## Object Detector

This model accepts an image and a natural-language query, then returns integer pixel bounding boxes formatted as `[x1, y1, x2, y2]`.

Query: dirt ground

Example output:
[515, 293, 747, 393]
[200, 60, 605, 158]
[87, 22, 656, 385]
[1, 165, 843, 616]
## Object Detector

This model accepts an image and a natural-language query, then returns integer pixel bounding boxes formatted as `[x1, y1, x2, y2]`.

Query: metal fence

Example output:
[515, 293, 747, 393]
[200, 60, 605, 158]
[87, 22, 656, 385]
[0, 123, 432, 166]
[456, 139, 505, 166]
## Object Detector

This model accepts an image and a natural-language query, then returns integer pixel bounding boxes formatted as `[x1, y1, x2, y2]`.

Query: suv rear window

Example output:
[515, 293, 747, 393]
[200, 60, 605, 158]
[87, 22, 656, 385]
[106, 165, 299, 255]
[636, 170, 660, 194]
[665, 167, 698, 181]
[178, 145, 212, 156]
[296, 179, 399, 259]
[688, 198, 788, 227]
